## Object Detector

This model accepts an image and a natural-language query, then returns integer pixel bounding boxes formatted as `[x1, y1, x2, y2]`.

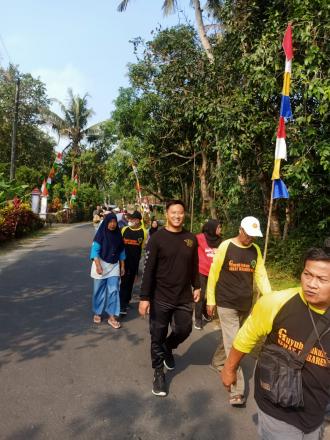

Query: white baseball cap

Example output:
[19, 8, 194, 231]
[240, 216, 263, 237]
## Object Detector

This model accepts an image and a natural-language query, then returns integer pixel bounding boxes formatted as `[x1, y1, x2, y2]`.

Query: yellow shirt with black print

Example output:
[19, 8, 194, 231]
[207, 239, 271, 312]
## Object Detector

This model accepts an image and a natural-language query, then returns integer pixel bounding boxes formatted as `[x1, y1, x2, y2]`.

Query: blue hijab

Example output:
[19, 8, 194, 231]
[94, 213, 124, 264]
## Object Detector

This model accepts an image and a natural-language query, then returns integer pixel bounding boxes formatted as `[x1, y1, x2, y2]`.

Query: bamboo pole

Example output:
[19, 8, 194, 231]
[263, 179, 275, 263]
[190, 151, 196, 232]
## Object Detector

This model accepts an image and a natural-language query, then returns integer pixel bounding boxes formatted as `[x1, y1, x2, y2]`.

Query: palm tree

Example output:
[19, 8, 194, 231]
[117, 0, 218, 63]
[41, 89, 99, 179]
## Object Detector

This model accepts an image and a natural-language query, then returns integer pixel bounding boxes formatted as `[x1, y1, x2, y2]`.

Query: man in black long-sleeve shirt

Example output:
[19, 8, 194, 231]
[139, 200, 200, 397]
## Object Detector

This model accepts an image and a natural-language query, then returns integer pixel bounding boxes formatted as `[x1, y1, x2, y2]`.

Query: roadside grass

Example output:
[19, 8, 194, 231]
[267, 265, 299, 291]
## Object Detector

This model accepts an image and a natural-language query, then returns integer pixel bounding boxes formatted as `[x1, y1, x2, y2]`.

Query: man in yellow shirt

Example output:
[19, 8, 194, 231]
[222, 247, 330, 439]
[206, 216, 271, 406]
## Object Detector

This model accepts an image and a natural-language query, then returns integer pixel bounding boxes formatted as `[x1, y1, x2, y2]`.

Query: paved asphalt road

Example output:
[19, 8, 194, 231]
[0, 223, 261, 440]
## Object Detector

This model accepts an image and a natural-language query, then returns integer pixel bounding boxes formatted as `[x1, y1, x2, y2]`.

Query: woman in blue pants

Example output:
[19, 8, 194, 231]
[90, 213, 125, 328]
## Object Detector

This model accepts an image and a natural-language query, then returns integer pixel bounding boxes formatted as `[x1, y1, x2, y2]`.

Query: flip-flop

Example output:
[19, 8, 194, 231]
[229, 395, 246, 406]
[93, 315, 101, 324]
[107, 318, 121, 329]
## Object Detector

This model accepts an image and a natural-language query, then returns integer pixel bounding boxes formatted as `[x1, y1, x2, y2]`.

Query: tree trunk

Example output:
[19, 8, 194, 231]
[283, 201, 293, 240]
[71, 162, 76, 180]
[199, 148, 216, 218]
[192, 0, 214, 63]
[184, 182, 190, 211]
[71, 142, 80, 180]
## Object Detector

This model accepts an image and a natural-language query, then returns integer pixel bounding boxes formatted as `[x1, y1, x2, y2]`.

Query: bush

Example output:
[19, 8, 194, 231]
[0, 204, 44, 241]
[266, 235, 324, 278]
[71, 206, 94, 222]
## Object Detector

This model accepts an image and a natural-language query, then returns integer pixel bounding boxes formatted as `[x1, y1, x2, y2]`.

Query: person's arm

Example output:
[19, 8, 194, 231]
[221, 289, 297, 391]
[141, 227, 148, 249]
[206, 240, 229, 314]
[119, 248, 126, 276]
[139, 237, 158, 316]
[221, 294, 278, 390]
[192, 238, 201, 302]
[221, 348, 246, 391]
[253, 245, 272, 296]
[90, 241, 102, 274]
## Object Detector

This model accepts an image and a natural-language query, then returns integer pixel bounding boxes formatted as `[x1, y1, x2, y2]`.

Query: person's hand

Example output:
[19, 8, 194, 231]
[206, 305, 215, 317]
[139, 300, 150, 317]
[221, 364, 237, 392]
[120, 265, 125, 276]
[95, 262, 103, 275]
[193, 288, 201, 303]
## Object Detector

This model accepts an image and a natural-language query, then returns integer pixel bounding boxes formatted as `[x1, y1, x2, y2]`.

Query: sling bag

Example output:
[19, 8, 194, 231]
[258, 307, 330, 408]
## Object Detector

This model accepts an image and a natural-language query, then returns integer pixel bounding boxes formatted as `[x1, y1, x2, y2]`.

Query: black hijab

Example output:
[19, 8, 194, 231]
[202, 219, 222, 248]
[149, 220, 159, 236]
[93, 213, 125, 264]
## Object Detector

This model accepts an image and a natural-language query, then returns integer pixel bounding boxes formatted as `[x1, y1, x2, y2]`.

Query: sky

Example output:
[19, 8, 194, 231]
[0, 0, 195, 132]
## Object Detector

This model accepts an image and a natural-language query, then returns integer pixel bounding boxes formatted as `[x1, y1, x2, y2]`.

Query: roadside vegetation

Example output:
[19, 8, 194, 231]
[0, 1, 328, 286]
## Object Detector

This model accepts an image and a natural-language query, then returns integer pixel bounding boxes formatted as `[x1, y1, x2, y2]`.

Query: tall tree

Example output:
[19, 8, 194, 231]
[117, 0, 217, 62]
[41, 89, 95, 178]
[0, 64, 55, 177]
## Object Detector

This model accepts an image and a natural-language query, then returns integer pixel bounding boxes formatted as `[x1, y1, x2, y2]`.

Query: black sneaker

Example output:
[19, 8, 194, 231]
[194, 320, 203, 330]
[152, 368, 167, 396]
[163, 344, 175, 370]
[120, 307, 127, 315]
[202, 313, 212, 322]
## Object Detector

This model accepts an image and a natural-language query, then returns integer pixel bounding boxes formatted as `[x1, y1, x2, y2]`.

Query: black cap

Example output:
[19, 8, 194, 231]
[131, 210, 142, 220]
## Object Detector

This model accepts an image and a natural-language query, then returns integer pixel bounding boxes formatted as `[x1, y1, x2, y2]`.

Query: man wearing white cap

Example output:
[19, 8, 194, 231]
[206, 216, 272, 406]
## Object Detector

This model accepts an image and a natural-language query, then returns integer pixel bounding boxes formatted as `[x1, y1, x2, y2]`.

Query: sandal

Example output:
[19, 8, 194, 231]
[93, 315, 101, 324]
[229, 395, 246, 406]
[108, 318, 121, 329]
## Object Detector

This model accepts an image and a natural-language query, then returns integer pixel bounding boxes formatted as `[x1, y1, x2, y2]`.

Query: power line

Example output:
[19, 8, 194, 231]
[0, 33, 12, 64]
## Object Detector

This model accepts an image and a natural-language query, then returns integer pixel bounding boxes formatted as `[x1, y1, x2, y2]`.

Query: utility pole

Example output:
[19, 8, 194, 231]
[10, 77, 20, 181]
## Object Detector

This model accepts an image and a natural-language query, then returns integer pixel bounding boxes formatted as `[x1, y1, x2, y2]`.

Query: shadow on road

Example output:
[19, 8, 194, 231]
[67, 389, 234, 440]
[0, 247, 142, 367]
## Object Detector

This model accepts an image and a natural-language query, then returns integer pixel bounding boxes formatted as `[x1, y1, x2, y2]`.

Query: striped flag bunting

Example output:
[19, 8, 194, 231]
[70, 174, 79, 206]
[41, 178, 48, 197]
[272, 24, 293, 199]
[42, 151, 63, 191]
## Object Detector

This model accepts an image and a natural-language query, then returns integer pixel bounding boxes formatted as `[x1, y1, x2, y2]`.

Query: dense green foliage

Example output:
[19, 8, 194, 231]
[0, 64, 55, 179]
[0, 203, 44, 241]
[0, 2, 328, 275]
[101, 0, 329, 275]
[0, 68, 106, 227]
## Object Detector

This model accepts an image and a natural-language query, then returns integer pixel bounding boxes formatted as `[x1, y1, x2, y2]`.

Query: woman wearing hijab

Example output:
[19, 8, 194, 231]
[90, 213, 125, 328]
[148, 219, 159, 240]
[195, 219, 222, 330]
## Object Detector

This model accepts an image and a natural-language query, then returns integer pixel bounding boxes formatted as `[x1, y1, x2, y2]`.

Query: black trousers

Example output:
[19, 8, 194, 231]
[194, 274, 208, 322]
[119, 265, 137, 309]
[150, 300, 193, 369]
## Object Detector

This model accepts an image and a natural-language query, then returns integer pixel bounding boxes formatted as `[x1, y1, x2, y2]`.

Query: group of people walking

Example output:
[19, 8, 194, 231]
[88, 200, 330, 440]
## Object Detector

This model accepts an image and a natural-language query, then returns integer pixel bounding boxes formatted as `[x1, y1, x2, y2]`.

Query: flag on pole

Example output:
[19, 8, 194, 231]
[272, 24, 293, 197]
[48, 167, 55, 178]
[131, 162, 142, 206]
[273, 179, 289, 199]
[41, 178, 48, 197]
[46, 176, 52, 190]
[70, 175, 78, 206]
[41, 151, 63, 193]
[54, 153, 63, 166]
[280, 24, 293, 121]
